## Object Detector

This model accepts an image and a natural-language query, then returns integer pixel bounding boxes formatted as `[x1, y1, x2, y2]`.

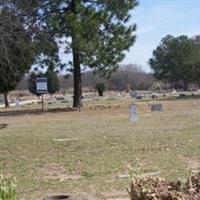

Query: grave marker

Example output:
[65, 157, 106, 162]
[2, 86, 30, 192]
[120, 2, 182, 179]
[151, 104, 162, 112]
[129, 104, 138, 122]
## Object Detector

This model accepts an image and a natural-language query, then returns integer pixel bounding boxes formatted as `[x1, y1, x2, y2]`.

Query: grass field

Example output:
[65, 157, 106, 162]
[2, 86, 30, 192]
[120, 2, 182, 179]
[1, 99, 200, 199]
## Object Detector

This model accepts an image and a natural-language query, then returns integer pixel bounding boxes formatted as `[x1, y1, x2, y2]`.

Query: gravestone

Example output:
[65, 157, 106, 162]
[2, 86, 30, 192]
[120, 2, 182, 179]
[179, 93, 186, 98]
[15, 99, 20, 107]
[130, 91, 138, 98]
[151, 104, 162, 112]
[136, 95, 142, 100]
[0, 97, 4, 104]
[56, 96, 65, 101]
[129, 104, 138, 122]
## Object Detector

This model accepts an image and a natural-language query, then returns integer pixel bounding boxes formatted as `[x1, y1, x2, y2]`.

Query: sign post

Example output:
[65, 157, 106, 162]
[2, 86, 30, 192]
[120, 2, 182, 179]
[36, 78, 47, 112]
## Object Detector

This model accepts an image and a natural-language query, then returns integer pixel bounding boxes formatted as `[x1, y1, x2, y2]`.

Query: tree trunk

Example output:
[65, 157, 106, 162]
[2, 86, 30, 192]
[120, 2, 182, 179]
[183, 80, 188, 91]
[72, 41, 82, 108]
[72, 0, 82, 108]
[171, 80, 175, 89]
[172, 81, 178, 90]
[3, 92, 9, 108]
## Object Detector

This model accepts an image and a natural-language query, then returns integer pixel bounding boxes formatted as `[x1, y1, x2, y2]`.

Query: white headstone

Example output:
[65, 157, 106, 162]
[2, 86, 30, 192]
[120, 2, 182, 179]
[15, 99, 20, 107]
[129, 104, 138, 122]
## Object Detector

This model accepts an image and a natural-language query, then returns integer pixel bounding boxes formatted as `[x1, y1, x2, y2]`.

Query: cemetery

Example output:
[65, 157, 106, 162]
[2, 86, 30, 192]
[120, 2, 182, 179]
[1, 0, 200, 199]
[1, 97, 200, 199]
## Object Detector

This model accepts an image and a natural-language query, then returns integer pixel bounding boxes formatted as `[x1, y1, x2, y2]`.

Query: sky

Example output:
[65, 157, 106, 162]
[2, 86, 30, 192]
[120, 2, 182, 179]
[124, 0, 200, 72]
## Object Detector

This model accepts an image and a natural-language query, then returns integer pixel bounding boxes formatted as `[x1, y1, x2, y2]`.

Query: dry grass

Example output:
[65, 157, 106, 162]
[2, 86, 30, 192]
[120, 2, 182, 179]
[0, 99, 200, 199]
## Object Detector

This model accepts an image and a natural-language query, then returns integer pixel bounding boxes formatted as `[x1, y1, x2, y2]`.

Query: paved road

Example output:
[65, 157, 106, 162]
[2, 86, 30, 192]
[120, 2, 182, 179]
[0, 99, 39, 108]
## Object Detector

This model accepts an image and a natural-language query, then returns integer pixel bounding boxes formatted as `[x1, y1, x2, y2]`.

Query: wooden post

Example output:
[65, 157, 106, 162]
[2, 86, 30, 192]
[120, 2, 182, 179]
[42, 94, 44, 112]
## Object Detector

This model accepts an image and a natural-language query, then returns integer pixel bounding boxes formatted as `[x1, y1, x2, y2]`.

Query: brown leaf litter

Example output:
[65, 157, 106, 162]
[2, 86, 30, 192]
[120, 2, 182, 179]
[128, 173, 200, 200]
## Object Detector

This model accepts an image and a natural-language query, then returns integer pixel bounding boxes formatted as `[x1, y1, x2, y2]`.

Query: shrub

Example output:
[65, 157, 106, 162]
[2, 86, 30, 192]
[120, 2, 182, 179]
[0, 175, 17, 200]
[95, 83, 106, 96]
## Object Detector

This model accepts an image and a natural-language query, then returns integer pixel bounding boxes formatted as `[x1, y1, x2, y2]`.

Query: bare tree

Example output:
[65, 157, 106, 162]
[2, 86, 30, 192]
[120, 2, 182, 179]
[108, 64, 154, 91]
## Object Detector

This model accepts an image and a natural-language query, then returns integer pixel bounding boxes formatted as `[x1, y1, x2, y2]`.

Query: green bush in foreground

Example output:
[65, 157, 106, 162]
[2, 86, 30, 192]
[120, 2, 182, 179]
[0, 175, 17, 200]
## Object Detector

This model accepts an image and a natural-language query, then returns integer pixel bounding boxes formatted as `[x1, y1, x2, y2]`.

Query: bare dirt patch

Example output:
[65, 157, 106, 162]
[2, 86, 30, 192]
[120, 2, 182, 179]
[182, 157, 200, 174]
[40, 163, 82, 182]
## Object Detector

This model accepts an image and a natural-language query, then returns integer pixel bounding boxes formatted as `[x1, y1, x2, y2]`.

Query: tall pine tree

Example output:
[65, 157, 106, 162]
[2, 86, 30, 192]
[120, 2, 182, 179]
[149, 35, 200, 90]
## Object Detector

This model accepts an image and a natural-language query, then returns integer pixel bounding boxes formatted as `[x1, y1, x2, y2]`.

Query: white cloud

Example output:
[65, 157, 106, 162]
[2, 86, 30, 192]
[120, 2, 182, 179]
[136, 26, 156, 34]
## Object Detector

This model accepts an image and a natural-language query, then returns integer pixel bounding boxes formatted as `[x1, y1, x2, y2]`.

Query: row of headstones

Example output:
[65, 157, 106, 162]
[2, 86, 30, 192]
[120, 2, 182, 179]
[129, 103, 162, 122]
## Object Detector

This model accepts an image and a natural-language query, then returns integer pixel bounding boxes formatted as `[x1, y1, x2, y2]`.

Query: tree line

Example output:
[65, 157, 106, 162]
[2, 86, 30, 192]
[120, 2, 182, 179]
[58, 64, 155, 92]
[16, 64, 154, 95]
